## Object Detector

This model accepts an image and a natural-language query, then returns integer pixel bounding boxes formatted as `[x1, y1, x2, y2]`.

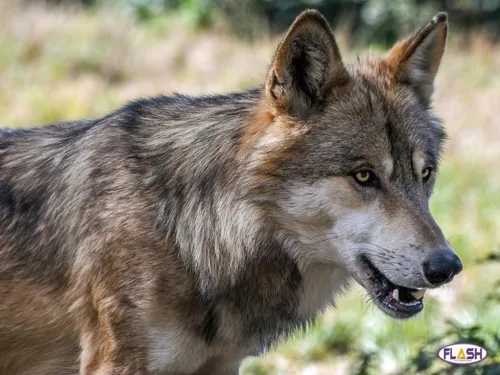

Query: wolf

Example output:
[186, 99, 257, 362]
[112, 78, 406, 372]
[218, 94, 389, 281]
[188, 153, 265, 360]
[0, 9, 462, 375]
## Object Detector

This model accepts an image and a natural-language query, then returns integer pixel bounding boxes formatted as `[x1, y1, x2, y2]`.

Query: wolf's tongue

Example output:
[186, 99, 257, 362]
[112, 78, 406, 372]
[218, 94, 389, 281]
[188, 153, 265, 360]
[410, 289, 427, 300]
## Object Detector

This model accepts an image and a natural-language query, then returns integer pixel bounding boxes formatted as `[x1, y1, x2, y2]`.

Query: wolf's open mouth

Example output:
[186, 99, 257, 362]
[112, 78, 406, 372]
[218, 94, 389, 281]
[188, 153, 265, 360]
[360, 256, 426, 319]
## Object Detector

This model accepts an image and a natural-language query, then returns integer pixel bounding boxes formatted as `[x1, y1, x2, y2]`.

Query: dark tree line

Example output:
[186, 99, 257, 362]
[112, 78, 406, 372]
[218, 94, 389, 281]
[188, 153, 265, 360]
[40, 0, 500, 45]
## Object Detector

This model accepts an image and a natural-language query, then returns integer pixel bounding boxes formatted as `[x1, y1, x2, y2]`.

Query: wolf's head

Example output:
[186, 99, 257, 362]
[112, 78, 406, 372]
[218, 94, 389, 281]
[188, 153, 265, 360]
[250, 10, 462, 319]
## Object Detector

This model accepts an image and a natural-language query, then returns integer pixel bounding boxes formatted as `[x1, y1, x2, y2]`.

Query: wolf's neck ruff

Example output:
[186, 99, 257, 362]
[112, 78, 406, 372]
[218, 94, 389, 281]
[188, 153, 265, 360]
[122, 89, 350, 347]
[128, 91, 264, 277]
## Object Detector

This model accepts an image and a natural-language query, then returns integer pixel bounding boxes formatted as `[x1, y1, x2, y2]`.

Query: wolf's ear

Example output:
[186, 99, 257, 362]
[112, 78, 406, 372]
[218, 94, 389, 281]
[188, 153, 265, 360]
[387, 12, 448, 104]
[265, 10, 349, 117]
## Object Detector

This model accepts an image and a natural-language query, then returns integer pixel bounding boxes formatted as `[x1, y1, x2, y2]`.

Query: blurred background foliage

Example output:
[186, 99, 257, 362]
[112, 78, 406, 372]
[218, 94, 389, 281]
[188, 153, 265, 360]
[43, 0, 500, 45]
[2, 0, 500, 374]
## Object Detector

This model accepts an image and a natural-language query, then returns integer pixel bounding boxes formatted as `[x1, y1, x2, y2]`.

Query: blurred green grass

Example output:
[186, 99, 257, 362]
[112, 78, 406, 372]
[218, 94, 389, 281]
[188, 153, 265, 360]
[0, 2, 499, 374]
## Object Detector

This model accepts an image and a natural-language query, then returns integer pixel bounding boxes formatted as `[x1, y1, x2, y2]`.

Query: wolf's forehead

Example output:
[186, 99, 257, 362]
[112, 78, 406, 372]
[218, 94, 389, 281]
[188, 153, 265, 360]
[330, 71, 440, 132]
[318, 84, 443, 163]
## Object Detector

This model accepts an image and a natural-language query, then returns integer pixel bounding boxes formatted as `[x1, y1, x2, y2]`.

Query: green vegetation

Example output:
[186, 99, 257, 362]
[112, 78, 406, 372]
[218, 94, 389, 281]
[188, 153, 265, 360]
[1, 2, 499, 374]
[119, 0, 500, 44]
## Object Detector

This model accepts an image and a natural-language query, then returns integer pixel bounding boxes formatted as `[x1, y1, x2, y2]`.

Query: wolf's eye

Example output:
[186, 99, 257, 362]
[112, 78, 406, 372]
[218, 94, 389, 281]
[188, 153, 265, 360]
[422, 167, 432, 182]
[353, 171, 378, 187]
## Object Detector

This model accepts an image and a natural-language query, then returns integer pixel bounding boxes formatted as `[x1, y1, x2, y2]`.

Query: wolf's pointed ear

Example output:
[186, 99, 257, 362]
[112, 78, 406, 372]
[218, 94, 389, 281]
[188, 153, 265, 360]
[387, 12, 448, 104]
[265, 10, 349, 117]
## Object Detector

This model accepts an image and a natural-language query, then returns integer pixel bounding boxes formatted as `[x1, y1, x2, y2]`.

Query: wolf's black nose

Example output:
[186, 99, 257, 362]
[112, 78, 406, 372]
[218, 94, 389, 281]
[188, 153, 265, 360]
[423, 250, 463, 286]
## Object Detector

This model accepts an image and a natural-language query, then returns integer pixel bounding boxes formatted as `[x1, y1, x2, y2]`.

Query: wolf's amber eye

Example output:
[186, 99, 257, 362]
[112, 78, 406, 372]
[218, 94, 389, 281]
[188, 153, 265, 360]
[355, 171, 370, 182]
[353, 171, 378, 186]
[422, 167, 432, 182]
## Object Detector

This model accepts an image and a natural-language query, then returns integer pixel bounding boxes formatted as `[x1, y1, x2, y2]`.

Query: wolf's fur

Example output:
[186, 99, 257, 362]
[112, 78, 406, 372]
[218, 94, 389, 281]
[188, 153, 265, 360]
[0, 10, 460, 375]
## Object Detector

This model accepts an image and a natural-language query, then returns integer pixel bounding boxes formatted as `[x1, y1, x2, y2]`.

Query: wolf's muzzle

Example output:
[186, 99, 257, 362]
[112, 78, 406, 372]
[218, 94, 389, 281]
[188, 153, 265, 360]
[423, 250, 463, 286]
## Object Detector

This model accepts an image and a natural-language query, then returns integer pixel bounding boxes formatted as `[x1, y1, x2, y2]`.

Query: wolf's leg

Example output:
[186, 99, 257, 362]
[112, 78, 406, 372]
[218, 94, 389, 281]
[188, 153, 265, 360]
[78, 292, 148, 375]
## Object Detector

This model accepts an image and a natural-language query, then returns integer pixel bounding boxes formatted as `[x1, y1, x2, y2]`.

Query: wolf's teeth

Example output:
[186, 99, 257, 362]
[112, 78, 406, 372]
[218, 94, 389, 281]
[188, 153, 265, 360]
[410, 289, 427, 300]
[392, 289, 400, 301]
